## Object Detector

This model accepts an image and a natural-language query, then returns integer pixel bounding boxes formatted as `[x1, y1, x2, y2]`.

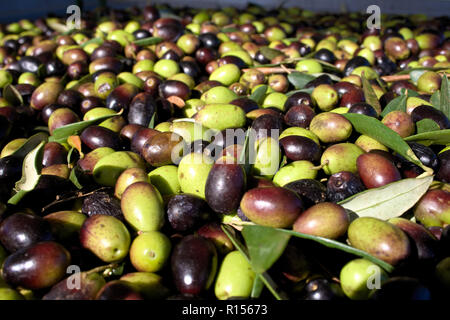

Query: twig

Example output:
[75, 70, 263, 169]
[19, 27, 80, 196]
[41, 187, 109, 213]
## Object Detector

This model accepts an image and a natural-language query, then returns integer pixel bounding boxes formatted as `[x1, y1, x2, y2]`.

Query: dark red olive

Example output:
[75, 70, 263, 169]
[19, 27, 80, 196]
[80, 96, 104, 114]
[0, 155, 22, 184]
[167, 194, 210, 232]
[0, 212, 53, 253]
[171, 235, 217, 295]
[280, 135, 321, 162]
[390, 80, 417, 96]
[128, 92, 157, 127]
[348, 102, 378, 118]
[120, 124, 143, 143]
[96, 281, 144, 300]
[411, 105, 450, 129]
[229, 97, 259, 113]
[251, 114, 284, 140]
[179, 60, 201, 80]
[343, 56, 371, 76]
[67, 61, 88, 79]
[284, 104, 316, 128]
[334, 82, 359, 97]
[284, 92, 313, 110]
[130, 127, 159, 156]
[105, 83, 140, 112]
[205, 161, 246, 214]
[57, 90, 83, 110]
[159, 80, 191, 100]
[42, 142, 68, 167]
[284, 179, 327, 208]
[437, 150, 450, 183]
[2, 241, 71, 290]
[217, 55, 247, 69]
[357, 153, 402, 189]
[143, 75, 163, 96]
[340, 89, 365, 108]
[89, 56, 123, 74]
[80, 125, 123, 150]
[195, 47, 218, 65]
[45, 58, 66, 77]
[15, 83, 35, 105]
[91, 45, 117, 61]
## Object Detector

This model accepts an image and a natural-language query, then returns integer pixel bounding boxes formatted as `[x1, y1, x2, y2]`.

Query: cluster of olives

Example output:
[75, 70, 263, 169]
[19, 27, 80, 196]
[0, 4, 448, 301]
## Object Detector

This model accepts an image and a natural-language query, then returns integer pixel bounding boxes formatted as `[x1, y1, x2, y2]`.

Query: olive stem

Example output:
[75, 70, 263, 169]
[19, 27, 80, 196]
[86, 263, 120, 276]
[310, 161, 328, 170]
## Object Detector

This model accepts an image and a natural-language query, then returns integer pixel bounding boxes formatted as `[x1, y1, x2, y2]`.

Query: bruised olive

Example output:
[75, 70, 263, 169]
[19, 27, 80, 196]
[381, 111, 415, 138]
[80, 125, 123, 150]
[251, 114, 284, 140]
[128, 92, 157, 127]
[0, 213, 53, 253]
[167, 194, 210, 232]
[284, 179, 327, 208]
[142, 131, 185, 166]
[80, 96, 104, 114]
[280, 135, 321, 162]
[327, 171, 366, 203]
[82, 191, 124, 221]
[411, 105, 450, 130]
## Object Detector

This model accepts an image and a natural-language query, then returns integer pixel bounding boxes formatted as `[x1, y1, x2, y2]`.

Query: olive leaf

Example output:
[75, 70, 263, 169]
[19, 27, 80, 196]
[251, 277, 264, 299]
[221, 225, 289, 300]
[238, 128, 253, 174]
[404, 129, 450, 146]
[49, 111, 121, 144]
[380, 93, 407, 117]
[259, 47, 284, 60]
[361, 73, 382, 114]
[339, 176, 433, 222]
[249, 84, 268, 105]
[416, 119, 441, 134]
[148, 112, 156, 129]
[221, 27, 238, 33]
[3, 84, 23, 106]
[11, 132, 49, 159]
[132, 37, 163, 46]
[439, 74, 449, 119]
[410, 70, 428, 85]
[342, 113, 428, 170]
[69, 168, 83, 189]
[395, 66, 449, 75]
[242, 225, 291, 274]
[66, 73, 93, 90]
[431, 90, 441, 110]
[241, 224, 394, 273]
[81, 37, 103, 48]
[8, 141, 46, 205]
[287, 72, 316, 89]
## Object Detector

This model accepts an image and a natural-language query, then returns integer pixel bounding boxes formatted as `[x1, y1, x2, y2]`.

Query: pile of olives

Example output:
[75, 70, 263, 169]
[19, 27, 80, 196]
[0, 4, 448, 301]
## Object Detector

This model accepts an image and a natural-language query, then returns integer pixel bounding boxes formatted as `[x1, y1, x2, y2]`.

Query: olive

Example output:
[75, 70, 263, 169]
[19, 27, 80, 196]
[80, 96, 104, 114]
[43, 272, 105, 300]
[314, 48, 336, 64]
[167, 194, 210, 232]
[199, 33, 221, 49]
[251, 114, 284, 140]
[128, 92, 157, 127]
[284, 104, 316, 128]
[348, 102, 378, 118]
[30, 82, 64, 110]
[411, 105, 450, 130]
[340, 89, 365, 108]
[57, 89, 83, 110]
[44, 58, 66, 77]
[105, 83, 140, 112]
[370, 277, 431, 300]
[310, 112, 352, 143]
[303, 278, 345, 300]
[357, 153, 401, 189]
[0, 155, 22, 184]
[89, 56, 123, 74]
[230, 97, 259, 113]
[0, 213, 53, 253]
[327, 171, 366, 203]
[437, 150, 450, 183]
[381, 111, 415, 138]
[343, 56, 371, 76]
[18, 56, 41, 73]
[280, 135, 321, 162]
[96, 281, 144, 300]
[142, 131, 186, 166]
[171, 235, 217, 295]
[159, 80, 191, 100]
[80, 125, 123, 150]
[42, 142, 68, 167]
[130, 127, 159, 156]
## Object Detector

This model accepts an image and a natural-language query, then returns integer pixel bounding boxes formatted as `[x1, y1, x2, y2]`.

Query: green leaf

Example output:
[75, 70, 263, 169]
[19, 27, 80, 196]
[148, 112, 156, 129]
[242, 225, 291, 274]
[249, 85, 268, 105]
[404, 129, 450, 146]
[361, 73, 382, 114]
[338, 176, 434, 221]
[49, 112, 120, 144]
[275, 227, 394, 273]
[259, 47, 283, 60]
[287, 72, 316, 89]
[3, 84, 23, 106]
[69, 168, 83, 189]
[251, 277, 264, 299]
[221, 225, 289, 300]
[416, 119, 441, 134]
[81, 37, 103, 48]
[238, 128, 253, 174]
[395, 67, 449, 75]
[440, 74, 449, 119]
[380, 93, 407, 117]
[11, 132, 49, 159]
[343, 113, 426, 169]
[221, 27, 238, 33]
[66, 73, 93, 90]
[8, 141, 45, 205]
[132, 37, 163, 46]
[431, 90, 441, 110]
